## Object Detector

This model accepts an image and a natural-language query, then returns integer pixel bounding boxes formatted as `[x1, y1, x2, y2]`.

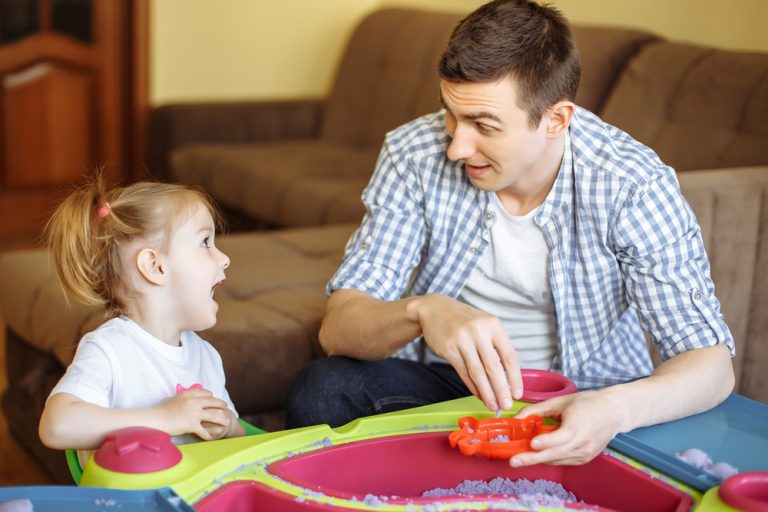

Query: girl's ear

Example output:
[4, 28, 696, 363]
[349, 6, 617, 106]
[136, 248, 166, 285]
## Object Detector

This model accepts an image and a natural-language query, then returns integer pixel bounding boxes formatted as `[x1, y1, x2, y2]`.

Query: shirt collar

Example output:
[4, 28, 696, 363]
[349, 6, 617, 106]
[535, 116, 575, 226]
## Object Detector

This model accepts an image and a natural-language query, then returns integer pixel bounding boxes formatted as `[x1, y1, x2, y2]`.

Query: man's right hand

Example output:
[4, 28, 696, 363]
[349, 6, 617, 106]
[406, 294, 523, 412]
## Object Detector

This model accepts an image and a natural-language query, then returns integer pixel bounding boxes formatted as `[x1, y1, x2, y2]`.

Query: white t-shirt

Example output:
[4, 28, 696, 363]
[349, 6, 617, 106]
[454, 193, 558, 370]
[50, 316, 237, 416]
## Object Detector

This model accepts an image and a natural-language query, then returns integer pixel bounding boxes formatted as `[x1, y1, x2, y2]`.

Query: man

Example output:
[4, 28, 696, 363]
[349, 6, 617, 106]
[286, 0, 734, 468]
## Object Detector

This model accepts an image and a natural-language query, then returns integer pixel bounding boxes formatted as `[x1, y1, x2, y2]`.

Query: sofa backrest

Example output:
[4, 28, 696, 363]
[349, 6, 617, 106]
[572, 26, 659, 113]
[678, 167, 768, 403]
[320, 9, 461, 149]
[601, 43, 768, 171]
[320, 9, 659, 150]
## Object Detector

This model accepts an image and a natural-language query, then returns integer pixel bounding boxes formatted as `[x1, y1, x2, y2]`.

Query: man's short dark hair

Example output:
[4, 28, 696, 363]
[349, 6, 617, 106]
[439, 0, 580, 128]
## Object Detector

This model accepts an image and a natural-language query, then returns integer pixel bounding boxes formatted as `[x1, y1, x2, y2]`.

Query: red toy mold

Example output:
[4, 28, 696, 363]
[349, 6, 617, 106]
[520, 368, 577, 403]
[449, 415, 559, 460]
[719, 471, 768, 512]
[94, 426, 182, 474]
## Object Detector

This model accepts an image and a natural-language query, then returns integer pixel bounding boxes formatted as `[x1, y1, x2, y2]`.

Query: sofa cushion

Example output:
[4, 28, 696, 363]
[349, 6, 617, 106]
[601, 42, 768, 171]
[321, 8, 462, 149]
[171, 142, 376, 227]
[571, 26, 659, 113]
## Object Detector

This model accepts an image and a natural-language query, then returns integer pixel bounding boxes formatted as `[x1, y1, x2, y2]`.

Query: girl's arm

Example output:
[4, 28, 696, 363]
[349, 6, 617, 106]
[39, 389, 234, 450]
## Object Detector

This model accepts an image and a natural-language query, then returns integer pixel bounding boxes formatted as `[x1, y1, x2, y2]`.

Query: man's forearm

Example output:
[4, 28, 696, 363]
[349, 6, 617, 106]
[601, 344, 734, 434]
[319, 289, 425, 359]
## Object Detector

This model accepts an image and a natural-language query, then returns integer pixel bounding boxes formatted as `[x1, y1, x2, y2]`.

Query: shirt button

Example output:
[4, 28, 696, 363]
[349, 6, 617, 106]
[485, 212, 493, 220]
[469, 247, 478, 253]
[694, 292, 702, 301]
[360, 242, 369, 250]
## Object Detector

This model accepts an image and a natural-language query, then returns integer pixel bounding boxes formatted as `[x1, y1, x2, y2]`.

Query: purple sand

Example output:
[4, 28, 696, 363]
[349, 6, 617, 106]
[421, 476, 578, 504]
[674, 447, 739, 480]
[490, 434, 511, 442]
[0, 500, 33, 512]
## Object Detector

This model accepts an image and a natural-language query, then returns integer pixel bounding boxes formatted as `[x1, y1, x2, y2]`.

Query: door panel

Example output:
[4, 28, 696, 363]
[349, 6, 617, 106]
[3, 62, 93, 188]
[0, 0, 146, 239]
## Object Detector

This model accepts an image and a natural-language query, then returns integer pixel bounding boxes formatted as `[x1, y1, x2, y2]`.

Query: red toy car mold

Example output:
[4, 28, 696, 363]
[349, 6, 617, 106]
[449, 415, 559, 460]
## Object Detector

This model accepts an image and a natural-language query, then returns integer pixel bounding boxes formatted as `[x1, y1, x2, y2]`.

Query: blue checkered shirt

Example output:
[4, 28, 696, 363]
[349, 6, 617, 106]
[328, 107, 735, 390]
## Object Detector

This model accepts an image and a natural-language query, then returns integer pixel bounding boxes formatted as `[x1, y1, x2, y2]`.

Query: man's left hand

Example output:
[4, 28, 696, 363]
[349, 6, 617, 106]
[508, 390, 627, 466]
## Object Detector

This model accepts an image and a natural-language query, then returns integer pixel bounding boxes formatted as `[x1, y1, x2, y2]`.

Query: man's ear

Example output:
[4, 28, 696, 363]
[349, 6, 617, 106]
[136, 248, 166, 285]
[546, 100, 575, 138]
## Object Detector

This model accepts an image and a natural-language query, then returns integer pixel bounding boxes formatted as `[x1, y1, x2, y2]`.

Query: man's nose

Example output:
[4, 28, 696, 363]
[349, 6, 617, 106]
[446, 127, 475, 162]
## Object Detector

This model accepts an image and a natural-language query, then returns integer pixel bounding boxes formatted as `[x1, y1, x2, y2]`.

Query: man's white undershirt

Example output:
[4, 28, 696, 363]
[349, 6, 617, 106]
[425, 192, 558, 369]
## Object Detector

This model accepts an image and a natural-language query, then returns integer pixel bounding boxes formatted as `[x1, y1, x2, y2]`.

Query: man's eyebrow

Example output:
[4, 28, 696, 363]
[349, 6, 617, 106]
[438, 92, 501, 123]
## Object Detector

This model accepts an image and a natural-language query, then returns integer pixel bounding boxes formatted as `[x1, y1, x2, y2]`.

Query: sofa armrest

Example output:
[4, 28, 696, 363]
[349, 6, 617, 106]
[148, 99, 326, 181]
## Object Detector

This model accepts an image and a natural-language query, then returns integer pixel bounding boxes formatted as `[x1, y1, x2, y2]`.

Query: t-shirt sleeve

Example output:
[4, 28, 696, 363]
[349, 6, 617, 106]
[49, 337, 114, 408]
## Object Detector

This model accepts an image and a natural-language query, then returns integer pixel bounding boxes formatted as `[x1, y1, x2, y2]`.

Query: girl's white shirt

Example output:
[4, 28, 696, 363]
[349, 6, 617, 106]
[50, 316, 237, 416]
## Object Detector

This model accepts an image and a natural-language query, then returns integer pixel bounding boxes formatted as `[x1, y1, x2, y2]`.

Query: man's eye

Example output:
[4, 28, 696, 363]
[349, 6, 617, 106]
[477, 123, 493, 134]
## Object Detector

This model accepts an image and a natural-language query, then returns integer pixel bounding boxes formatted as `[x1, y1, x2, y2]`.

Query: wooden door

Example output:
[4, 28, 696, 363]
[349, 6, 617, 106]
[0, 0, 147, 239]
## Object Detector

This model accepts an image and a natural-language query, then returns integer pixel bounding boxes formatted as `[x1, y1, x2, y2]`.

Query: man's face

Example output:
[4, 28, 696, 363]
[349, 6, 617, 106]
[440, 77, 555, 196]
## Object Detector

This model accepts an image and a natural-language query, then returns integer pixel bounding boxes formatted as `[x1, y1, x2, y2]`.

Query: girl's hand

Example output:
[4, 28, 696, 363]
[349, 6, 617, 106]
[158, 388, 231, 440]
[202, 408, 246, 440]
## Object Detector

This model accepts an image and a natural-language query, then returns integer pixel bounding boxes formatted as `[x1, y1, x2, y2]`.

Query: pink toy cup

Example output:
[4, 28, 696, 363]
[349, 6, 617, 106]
[519, 369, 577, 403]
[719, 471, 768, 512]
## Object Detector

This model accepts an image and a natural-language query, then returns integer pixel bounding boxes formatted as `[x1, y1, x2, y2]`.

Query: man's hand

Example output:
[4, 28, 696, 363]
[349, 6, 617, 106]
[508, 390, 626, 466]
[508, 345, 734, 467]
[409, 294, 524, 413]
[158, 388, 231, 441]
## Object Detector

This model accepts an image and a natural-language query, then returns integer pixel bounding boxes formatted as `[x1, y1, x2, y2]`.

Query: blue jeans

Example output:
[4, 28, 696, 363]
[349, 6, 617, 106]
[285, 356, 471, 429]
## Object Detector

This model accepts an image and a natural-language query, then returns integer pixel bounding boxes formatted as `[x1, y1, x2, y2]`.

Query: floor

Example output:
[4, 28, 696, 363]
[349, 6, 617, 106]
[0, 236, 55, 486]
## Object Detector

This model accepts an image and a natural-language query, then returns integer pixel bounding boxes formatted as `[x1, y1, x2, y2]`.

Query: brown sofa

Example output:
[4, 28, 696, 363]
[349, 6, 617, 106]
[3, 8, 768, 483]
[155, 10, 768, 228]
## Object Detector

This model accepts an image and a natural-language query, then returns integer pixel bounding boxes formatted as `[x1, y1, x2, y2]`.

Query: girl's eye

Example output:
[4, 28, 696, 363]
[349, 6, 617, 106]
[202, 237, 211, 248]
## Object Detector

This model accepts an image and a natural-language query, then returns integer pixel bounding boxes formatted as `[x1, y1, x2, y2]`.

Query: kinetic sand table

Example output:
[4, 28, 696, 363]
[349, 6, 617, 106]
[2, 371, 766, 511]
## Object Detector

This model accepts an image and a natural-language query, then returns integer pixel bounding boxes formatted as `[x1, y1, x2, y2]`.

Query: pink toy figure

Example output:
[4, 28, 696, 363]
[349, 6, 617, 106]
[176, 383, 204, 394]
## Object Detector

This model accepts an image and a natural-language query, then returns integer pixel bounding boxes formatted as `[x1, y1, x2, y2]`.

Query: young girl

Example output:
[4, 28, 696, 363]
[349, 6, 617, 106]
[39, 175, 246, 453]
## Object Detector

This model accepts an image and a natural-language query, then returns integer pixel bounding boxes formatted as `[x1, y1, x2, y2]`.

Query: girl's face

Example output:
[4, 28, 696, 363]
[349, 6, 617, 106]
[163, 202, 230, 332]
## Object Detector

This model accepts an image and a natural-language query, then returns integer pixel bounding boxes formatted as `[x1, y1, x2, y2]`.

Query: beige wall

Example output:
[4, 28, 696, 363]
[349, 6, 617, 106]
[151, 0, 766, 105]
[150, 0, 379, 105]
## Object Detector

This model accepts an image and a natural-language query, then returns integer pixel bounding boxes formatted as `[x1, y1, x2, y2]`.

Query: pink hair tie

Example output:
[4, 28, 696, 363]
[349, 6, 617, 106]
[97, 202, 111, 218]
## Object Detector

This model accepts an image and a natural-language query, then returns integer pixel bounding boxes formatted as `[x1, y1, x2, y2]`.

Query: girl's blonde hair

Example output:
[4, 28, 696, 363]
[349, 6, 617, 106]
[45, 174, 224, 317]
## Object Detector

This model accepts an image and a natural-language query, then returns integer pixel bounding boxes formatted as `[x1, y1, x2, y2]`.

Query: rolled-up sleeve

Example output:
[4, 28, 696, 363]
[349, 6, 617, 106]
[613, 166, 735, 360]
[327, 136, 427, 301]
